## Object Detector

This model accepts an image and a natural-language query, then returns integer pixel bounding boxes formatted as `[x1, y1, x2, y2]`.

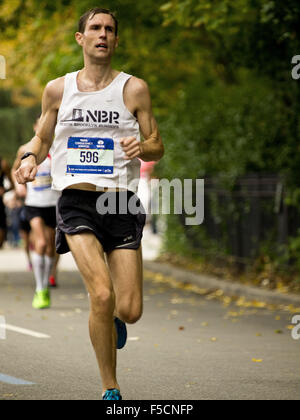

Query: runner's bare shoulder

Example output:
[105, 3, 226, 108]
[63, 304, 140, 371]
[123, 76, 150, 113]
[124, 76, 149, 97]
[44, 76, 65, 109]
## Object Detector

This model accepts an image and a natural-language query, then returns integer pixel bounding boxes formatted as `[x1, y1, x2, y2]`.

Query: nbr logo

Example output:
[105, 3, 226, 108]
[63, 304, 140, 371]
[0, 55, 6, 80]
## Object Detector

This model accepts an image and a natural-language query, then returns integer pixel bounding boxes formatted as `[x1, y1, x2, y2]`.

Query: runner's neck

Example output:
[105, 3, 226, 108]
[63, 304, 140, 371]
[77, 66, 120, 92]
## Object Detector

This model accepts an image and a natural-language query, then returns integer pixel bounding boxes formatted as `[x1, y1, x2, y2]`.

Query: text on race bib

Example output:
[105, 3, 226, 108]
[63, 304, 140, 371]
[67, 137, 114, 175]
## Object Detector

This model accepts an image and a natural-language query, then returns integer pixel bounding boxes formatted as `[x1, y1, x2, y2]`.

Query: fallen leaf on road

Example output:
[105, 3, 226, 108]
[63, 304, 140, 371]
[211, 337, 217, 342]
[171, 298, 184, 304]
[275, 330, 283, 334]
[179, 326, 185, 331]
[252, 358, 263, 363]
[201, 322, 208, 327]
[250, 301, 267, 308]
[227, 311, 240, 317]
[185, 382, 197, 388]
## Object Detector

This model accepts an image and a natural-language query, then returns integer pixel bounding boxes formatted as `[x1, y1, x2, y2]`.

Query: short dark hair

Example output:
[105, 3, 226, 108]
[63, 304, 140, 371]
[78, 8, 118, 35]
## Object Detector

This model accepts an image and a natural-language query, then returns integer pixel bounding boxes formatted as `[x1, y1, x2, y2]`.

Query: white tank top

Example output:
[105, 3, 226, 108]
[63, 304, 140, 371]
[25, 155, 60, 207]
[51, 71, 141, 193]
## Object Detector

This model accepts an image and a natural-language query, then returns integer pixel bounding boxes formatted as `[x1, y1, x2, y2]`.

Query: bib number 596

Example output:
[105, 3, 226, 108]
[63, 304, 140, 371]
[80, 151, 99, 164]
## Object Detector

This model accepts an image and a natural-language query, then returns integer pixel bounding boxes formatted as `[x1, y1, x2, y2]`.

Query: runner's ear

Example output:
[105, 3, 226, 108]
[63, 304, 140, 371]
[75, 32, 84, 47]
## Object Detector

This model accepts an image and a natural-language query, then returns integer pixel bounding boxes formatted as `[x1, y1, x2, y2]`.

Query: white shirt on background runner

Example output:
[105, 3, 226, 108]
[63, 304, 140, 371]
[25, 155, 60, 208]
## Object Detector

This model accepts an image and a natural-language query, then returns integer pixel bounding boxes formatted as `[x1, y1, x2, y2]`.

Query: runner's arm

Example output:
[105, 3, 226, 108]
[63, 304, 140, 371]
[15, 78, 62, 184]
[121, 78, 164, 162]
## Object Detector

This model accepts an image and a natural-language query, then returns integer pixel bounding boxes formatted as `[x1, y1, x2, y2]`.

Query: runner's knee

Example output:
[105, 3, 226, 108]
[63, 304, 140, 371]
[118, 302, 143, 324]
[35, 238, 47, 254]
[90, 287, 115, 314]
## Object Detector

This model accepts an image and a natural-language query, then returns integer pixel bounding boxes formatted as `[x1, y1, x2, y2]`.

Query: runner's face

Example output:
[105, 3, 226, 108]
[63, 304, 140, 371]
[77, 13, 118, 62]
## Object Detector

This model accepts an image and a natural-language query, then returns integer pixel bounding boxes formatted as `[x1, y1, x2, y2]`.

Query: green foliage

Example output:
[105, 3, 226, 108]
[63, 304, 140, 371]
[0, 105, 39, 163]
[158, 69, 293, 180]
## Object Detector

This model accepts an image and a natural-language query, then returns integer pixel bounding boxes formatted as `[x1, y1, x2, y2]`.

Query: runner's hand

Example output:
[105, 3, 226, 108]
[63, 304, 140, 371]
[15, 156, 38, 185]
[120, 137, 142, 160]
[0, 187, 5, 197]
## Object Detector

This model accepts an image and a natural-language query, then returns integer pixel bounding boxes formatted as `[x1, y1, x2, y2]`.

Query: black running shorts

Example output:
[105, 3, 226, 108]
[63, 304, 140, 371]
[0, 198, 6, 229]
[19, 207, 31, 233]
[25, 206, 57, 229]
[56, 189, 146, 254]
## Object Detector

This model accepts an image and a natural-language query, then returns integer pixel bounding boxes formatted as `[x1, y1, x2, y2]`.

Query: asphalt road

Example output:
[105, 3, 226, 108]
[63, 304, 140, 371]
[0, 265, 299, 400]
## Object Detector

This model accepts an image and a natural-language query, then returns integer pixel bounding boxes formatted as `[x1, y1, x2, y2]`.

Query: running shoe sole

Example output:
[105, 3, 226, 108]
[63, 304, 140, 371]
[114, 317, 127, 350]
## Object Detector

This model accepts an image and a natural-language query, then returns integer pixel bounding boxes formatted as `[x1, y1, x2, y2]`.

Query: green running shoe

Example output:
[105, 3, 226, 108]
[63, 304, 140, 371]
[32, 289, 51, 309]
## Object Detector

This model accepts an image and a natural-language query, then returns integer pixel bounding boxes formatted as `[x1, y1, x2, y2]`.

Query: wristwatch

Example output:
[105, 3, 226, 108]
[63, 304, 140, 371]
[20, 152, 37, 161]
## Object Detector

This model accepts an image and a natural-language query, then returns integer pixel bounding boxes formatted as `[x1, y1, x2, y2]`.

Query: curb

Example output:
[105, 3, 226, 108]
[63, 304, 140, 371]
[144, 261, 300, 307]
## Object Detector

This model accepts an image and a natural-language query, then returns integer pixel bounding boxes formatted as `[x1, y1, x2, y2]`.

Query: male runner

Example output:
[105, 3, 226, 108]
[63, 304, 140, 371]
[15, 7, 164, 400]
[0, 157, 13, 248]
[13, 141, 60, 309]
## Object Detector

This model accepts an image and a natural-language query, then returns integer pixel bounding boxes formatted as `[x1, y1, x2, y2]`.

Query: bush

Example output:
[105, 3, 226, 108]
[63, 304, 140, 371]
[157, 69, 300, 275]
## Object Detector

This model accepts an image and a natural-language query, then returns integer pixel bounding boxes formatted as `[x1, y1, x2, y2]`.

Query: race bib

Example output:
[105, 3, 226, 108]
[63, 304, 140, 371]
[67, 137, 114, 175]
[33, 172, 52, 191]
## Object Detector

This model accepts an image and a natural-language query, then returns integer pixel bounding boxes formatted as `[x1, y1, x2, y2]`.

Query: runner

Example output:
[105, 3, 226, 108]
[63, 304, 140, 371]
[0, 157, 13, 248]
[11, 171, 33, 270]
[15, 7, 164, 400]
[13, 139, 60, 309]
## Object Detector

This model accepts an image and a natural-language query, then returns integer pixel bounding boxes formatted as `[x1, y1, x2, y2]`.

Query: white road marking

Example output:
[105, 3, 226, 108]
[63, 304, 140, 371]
[0, 373, 35, 385]
[3, 324, 50, 339]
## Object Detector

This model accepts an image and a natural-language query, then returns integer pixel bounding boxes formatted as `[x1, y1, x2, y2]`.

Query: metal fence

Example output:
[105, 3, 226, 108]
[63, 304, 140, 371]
[181, 174, 299, 267]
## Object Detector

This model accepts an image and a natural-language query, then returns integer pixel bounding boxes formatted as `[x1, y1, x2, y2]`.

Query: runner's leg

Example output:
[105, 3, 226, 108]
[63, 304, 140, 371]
[30, 217, 47, 292]
[65, 231, 119, 394]
[107, 247, 143, 325]
[44, 226, 55, 290]
[20, 229, 32, 269]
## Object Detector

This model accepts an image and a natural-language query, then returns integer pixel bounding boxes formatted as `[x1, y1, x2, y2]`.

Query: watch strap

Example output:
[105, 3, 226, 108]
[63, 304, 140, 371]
[20, 152, 37, 161]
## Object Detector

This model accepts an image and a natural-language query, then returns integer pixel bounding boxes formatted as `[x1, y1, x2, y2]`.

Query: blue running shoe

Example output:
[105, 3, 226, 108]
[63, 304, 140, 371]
[114, 317, 127, 349]
[102, 388, 122, 400]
